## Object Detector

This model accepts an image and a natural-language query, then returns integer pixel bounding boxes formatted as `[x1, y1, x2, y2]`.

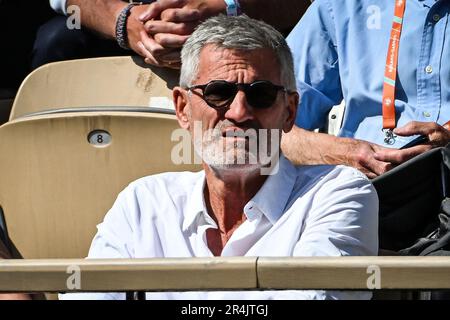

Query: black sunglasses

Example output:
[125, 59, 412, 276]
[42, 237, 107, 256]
[186, 80, 288, 109]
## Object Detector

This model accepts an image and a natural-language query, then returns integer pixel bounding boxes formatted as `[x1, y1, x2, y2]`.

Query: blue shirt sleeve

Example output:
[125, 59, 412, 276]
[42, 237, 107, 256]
[287, 0, 343, 130]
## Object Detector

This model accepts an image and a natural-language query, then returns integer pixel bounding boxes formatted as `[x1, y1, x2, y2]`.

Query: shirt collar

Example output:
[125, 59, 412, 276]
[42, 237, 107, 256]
[244, 154, 297, 225]
[182, 154, 298, 231]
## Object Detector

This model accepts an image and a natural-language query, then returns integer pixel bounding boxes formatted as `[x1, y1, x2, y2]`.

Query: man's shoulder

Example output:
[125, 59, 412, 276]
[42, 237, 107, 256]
[290, 164, 378, 222]
[331, 165, 371, 182]
[295, 164, 372, 191]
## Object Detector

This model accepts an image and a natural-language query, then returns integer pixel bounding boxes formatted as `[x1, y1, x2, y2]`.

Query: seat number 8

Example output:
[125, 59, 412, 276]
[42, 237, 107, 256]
[88, 130, 112, 147]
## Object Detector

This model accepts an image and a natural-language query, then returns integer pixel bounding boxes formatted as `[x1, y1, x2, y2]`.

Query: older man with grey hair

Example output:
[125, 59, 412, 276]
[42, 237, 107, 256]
[60, 15, 378, 300]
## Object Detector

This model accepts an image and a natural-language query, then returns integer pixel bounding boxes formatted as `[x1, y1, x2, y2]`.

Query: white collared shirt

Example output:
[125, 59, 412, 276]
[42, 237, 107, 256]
[60, 156, 378, 300]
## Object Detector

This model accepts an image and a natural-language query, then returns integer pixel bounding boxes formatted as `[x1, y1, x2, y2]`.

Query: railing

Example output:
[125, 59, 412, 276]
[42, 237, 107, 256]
[1, 257, 450, 293]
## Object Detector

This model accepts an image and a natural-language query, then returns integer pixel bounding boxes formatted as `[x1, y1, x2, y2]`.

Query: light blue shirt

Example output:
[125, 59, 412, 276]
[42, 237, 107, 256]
[287, 0, 450, 148]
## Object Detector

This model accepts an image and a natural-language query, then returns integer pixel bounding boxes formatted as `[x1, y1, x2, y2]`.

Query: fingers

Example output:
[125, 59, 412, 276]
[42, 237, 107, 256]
[160, 7, 201, 22]
[145, 50, 181, 68]
[350, 142, 393, 177]
[132, 32, 164, 66]
[139, 0, 187, 21]
[154, 33, 190, 48]
[139, 30, 167, 57]
[361, 157, 393, 176]
[139, 30, 182, 60]
[393, 121, 439, 136]
[144, 20, 197, 35]
[136, 41, 161, 66]
[135, 0, 199, 68]
[394, 121, 450, 147]
[139, 48, 181, 68]
[137, 33, 181, 68]
[373, 145, 431, 164]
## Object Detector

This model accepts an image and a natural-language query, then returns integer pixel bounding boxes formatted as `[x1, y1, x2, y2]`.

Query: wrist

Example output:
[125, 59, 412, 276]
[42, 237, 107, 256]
[115, 3, 141, 49]
[107, 1, 129, 38]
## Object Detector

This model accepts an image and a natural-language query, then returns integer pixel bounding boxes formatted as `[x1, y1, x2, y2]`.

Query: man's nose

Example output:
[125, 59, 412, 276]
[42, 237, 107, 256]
[224, 91, 254, 123]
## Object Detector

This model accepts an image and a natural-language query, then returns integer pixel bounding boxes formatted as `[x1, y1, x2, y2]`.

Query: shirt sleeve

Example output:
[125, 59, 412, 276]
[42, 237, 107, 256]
[287, 0, 343, 130]
[294, 167, 379, 299]
[49, 0, 68, 15]
[86, 194, 136, 260]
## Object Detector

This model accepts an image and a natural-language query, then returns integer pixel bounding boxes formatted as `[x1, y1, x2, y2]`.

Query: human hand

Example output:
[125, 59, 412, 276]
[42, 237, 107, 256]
[373, 121, 450, 166]
[133, 0, 200, 67]
[118, 2, 186, 68]
[125, 5, 166, 65]
[142, 5, 199, 68]
[342, 139, 394, 179]
[137, 0, 226, 67]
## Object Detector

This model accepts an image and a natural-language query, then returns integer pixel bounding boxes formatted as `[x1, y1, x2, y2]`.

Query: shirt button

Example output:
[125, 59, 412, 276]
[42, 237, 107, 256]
[423, 111, 431, 118]
[433, 14, 440, 22]
[425, 65, 433, 74]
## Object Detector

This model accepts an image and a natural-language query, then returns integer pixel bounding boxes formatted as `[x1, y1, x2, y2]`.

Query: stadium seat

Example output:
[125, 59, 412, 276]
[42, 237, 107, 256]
[0, 109, 200, 259]
[9, 56, 178, 120]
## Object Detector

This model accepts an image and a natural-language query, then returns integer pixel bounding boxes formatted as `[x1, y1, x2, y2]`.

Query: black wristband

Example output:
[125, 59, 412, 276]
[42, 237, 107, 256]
[115, 3, 141, 50]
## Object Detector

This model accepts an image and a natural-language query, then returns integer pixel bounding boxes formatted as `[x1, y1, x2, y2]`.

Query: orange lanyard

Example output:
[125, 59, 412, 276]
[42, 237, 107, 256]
[382, 0, 406, 143]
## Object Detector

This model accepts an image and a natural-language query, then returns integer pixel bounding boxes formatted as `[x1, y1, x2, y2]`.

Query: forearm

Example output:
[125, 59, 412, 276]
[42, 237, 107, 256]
[281, 126, 357, 166]
[240, 0, 310, 32]
[67, 0, 128, 39]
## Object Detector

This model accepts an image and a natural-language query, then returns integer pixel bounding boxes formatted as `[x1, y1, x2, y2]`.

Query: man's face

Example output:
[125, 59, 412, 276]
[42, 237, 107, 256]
[174, 45, 298, 172]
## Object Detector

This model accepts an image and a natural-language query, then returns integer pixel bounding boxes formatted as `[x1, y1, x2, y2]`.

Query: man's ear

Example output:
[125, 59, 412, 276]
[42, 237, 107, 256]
[173, 86, 191, 130]
[283, 91, 299, 133]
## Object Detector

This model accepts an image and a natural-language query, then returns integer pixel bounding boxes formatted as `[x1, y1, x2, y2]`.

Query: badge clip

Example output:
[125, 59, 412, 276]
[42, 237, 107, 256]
[383, 129, 396, 145]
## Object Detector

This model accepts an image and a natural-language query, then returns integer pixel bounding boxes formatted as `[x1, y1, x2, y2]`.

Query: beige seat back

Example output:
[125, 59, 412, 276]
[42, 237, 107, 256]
[0, 110, 200, 259]
[10, 56, 179, 120]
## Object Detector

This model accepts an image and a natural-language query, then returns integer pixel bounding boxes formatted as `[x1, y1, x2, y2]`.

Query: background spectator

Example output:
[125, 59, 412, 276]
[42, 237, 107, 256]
[282, 0, 450, 178]
[32, 0, 311, 69]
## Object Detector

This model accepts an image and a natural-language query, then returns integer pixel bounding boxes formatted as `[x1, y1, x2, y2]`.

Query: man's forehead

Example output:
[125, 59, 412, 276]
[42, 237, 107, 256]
[199, 45, 276, 63]
[195, 45, 280, 82]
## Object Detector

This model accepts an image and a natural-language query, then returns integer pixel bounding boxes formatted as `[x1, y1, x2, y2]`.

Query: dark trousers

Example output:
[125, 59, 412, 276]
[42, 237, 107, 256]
[0, 0, 54, 89]
[31, 16, 129, 70]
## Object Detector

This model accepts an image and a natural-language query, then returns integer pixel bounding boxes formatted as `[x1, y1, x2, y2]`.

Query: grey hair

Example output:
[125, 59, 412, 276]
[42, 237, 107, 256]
[180, 15, 296, 91]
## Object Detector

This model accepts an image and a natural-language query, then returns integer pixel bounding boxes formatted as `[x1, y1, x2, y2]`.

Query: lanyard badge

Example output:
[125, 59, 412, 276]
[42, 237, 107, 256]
[381, 0, 406, 144]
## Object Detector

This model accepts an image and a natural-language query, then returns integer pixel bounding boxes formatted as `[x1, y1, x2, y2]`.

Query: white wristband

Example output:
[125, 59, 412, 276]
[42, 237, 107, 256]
[224, 0, 241, 16]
